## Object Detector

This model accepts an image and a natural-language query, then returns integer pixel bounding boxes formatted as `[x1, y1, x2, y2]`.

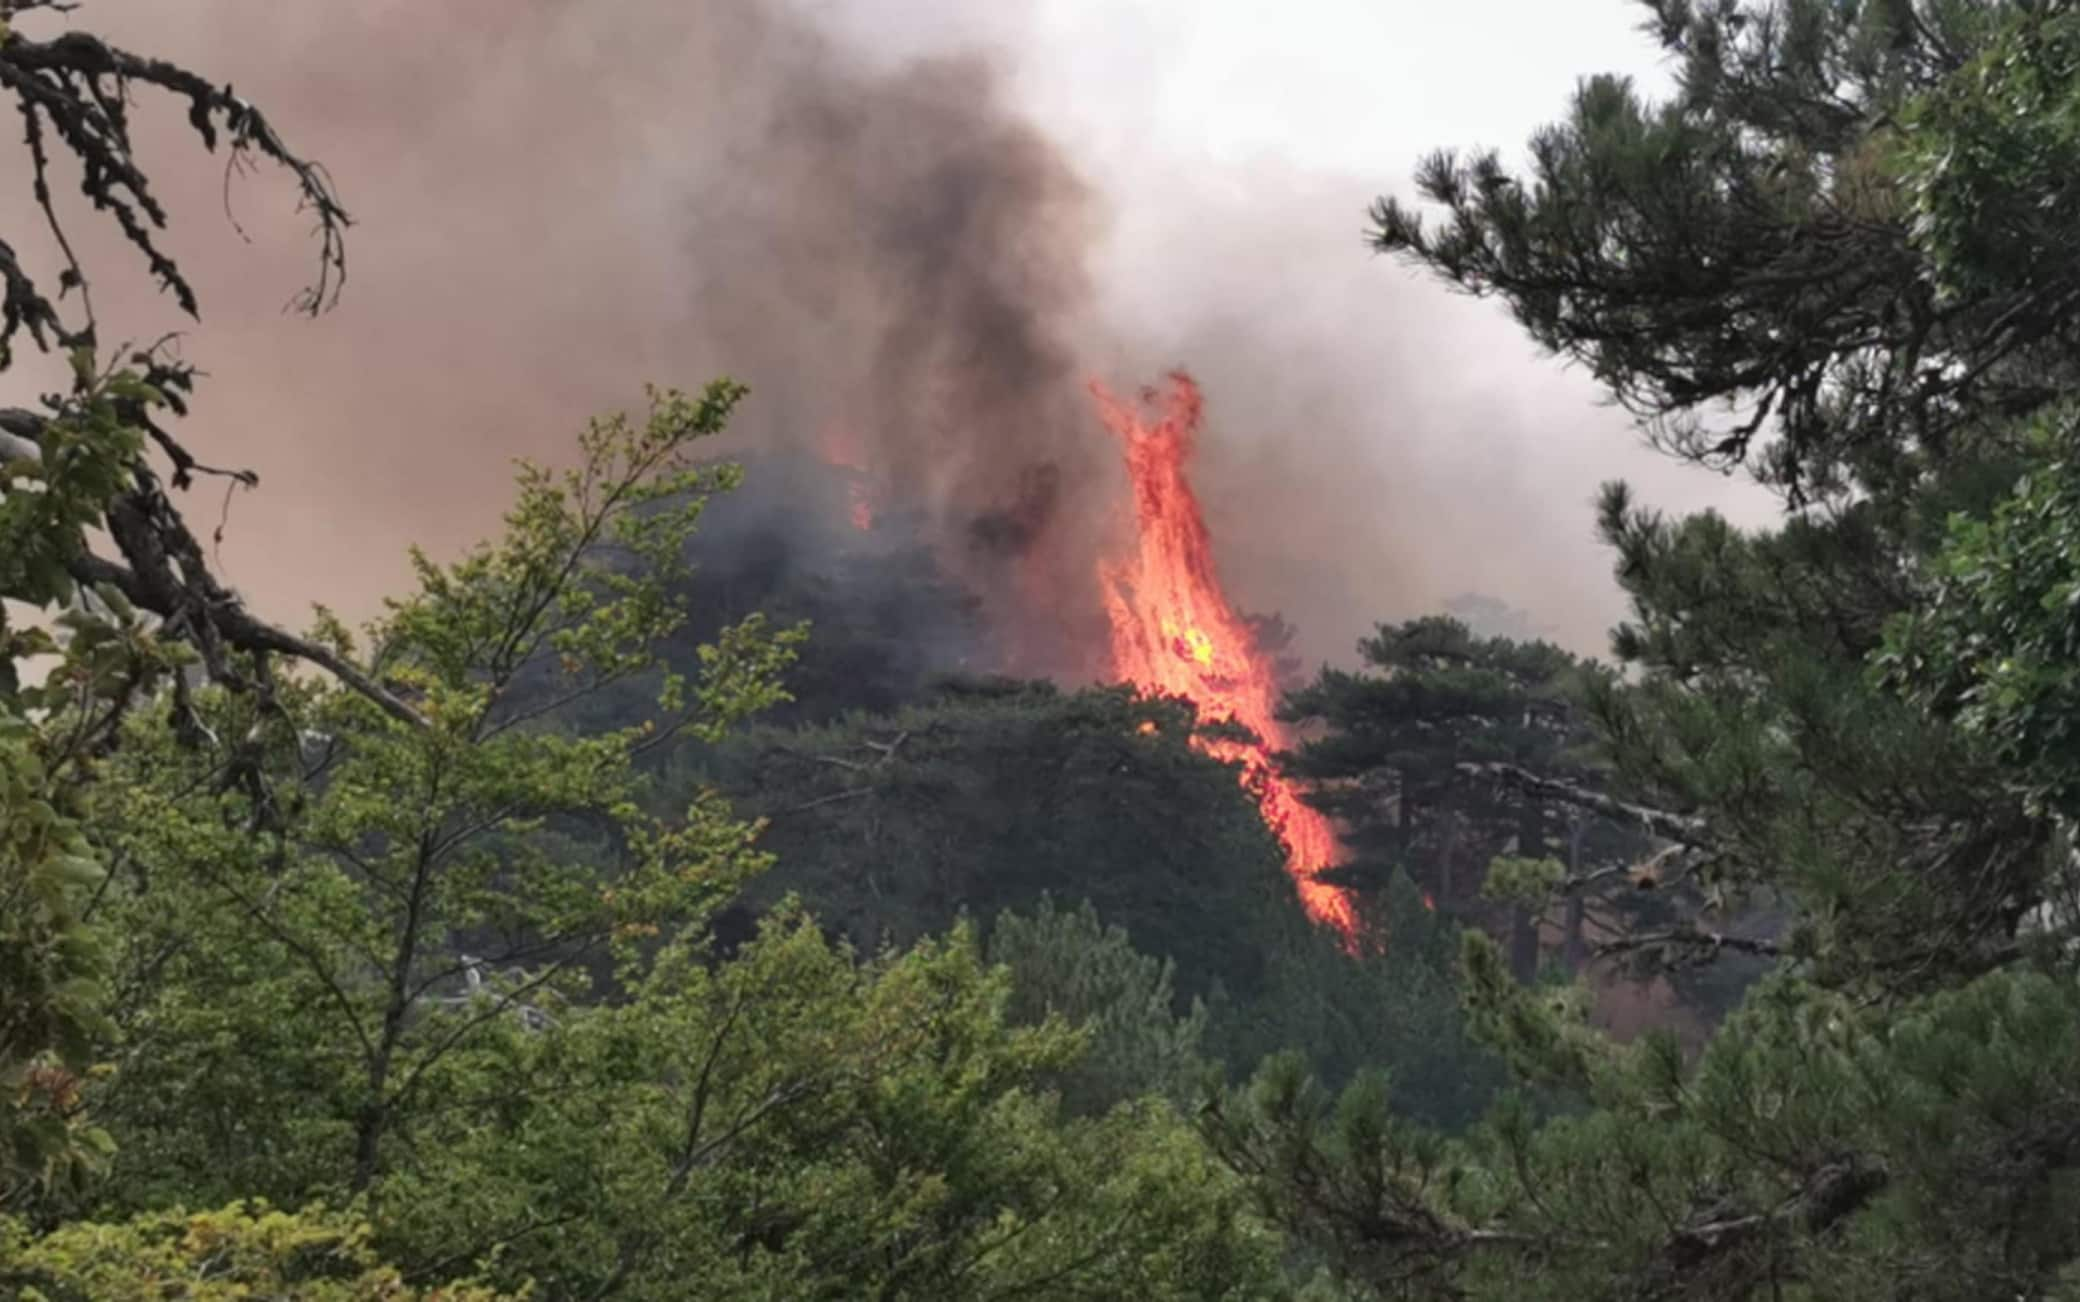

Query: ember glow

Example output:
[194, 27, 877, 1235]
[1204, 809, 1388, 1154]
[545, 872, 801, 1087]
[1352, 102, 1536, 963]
[1092, 372, 1358, 941]
[820, 424, 878, 532]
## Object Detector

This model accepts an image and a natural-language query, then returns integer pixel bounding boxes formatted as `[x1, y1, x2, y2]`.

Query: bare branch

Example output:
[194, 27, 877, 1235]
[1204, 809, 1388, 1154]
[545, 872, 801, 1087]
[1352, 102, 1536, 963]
[0, 16, 379, 742]
[0, 25, 350, 323]
[1457, 761, 1713, 846]
[1597, 924, 1784, 964]
[773, 787, 875, 816]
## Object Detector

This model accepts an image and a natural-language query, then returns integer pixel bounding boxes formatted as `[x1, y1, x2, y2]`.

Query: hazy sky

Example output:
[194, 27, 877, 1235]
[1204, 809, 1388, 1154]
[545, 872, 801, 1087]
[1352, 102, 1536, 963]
[799, 0, 1769, 656]
[3, 0, 1770, 664]
[834, 0, 1674, 169]
[993, 0, 1770, 654]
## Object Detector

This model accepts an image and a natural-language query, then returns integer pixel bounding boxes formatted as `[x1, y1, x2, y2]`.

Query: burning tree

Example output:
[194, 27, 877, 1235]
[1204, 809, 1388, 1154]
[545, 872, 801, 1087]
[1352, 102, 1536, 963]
[1093, 372, 1358, 942]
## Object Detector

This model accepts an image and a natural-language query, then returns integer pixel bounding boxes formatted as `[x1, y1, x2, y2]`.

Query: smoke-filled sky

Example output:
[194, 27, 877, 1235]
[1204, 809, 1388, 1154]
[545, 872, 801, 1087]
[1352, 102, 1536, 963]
[3, 0, 1771, 668]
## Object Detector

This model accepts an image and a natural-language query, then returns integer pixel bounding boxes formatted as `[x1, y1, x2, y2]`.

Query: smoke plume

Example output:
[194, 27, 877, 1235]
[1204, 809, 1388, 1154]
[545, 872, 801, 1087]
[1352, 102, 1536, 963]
[667, 22, 1117, 675]
[0, 0, 1768, 672]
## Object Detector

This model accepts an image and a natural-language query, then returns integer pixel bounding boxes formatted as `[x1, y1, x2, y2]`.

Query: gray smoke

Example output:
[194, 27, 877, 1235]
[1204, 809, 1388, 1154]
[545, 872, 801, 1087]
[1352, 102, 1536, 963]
[0, 0, 1128, 675]
[0, 0, 1768, 676]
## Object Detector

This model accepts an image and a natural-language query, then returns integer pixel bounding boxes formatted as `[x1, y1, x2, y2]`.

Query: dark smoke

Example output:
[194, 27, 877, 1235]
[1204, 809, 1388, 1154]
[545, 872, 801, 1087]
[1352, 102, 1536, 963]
[0, 0, 1768, 677]
[966, 465, 1062, 557]
[664, 452, 1001, 722]
[0, 0, 1123, 679]
[673, 35, 1116, 676]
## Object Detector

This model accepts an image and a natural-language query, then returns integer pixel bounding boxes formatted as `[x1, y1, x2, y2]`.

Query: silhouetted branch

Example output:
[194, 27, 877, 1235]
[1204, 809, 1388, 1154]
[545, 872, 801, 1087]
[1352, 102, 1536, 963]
[0, 23, 350, 332]
[0, 14, 384, 725]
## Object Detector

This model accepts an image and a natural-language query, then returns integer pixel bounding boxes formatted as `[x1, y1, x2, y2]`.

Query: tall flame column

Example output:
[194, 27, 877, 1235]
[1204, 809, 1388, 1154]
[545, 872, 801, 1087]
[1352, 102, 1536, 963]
[1093, 372, 1357, 941]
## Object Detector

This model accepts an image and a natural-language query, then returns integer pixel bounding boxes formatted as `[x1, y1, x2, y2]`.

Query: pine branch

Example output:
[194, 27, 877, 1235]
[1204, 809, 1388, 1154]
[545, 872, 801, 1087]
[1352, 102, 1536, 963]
[1645, 1157, 1888, 1293]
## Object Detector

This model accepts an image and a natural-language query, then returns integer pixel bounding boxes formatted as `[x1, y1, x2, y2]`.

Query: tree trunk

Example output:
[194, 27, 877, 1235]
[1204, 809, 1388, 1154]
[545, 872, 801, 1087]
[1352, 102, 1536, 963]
[354, 836, 434, 1194]
[1396, 765, 1418, 892]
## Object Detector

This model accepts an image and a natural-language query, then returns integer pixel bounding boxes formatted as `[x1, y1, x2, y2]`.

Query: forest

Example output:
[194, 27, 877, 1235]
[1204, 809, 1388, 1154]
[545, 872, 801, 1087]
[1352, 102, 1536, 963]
[8, 0, 2080, 1298]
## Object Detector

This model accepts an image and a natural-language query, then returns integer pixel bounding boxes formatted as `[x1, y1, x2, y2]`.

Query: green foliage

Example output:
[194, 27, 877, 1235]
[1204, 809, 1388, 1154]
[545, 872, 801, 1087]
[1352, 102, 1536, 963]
[1192, 3, 2080, 1297]
[697, 681, 1297, 1001]
[1283, 615, 1620, 922]
[1212, 955, 2080, 1299]
[1282, 612, 1691, 1018]
[987, 895, 1211, 1115]
[78, 385, 800, 1210]
[1214, 868, 1508, 1133]
[0, 364, 209, 1212]
[0, 15, 1314, 1297]
[373, 905, 1285, 1300]
[52, 891, 1288, 1298]
[1884, 409, 2080, 817]
[63, 3, 2080, 1297]
[0, 1201, 519, 1300]
[0, 715, 115, 1210]
[0, 387, 1292, 1299]
[1902, 5, 2080, 301]
[1589, 481, 2035, 992]
[1481, 854, 1566, 909]
[0, 20, 358, 1208]
[0, 354, 153, 619]
[695, 680, 1507, 1127]
[1200, 1050, 1465, 1296]
[1369, 0, 2031, 502]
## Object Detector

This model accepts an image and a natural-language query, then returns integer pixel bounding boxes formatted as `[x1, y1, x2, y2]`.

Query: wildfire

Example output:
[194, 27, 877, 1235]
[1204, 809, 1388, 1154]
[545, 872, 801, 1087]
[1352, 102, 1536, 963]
[1092, 372, 1358, 942]
[820, 424, 878, 532]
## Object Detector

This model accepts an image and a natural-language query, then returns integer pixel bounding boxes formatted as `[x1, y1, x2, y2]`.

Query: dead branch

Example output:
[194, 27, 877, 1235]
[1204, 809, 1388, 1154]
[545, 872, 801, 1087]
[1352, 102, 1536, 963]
[775, 788, 875, 816]
[1457, 761, 1713, 846]
[1596, 923, 1784, 965]
[67, 514, 424, 730]
[0, 15, 390, 724]
[0, 24, 350, 332]
[1561, 843, 1714, 895]
[3, 398, 421, 728]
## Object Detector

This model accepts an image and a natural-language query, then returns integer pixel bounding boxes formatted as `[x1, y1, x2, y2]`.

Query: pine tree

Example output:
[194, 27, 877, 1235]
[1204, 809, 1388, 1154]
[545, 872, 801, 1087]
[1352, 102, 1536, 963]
[1209, 4, 2080, 1296]
[1282, 616, 1659, 981]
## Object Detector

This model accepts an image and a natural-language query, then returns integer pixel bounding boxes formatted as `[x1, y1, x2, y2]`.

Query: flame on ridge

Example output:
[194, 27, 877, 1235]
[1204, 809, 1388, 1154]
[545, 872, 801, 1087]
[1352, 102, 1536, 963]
[1091, 371, 1358, 942]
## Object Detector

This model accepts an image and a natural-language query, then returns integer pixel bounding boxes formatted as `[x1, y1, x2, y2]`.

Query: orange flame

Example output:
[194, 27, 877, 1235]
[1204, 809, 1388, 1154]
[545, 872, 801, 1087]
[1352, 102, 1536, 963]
[1092, 372, 1357, 942]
